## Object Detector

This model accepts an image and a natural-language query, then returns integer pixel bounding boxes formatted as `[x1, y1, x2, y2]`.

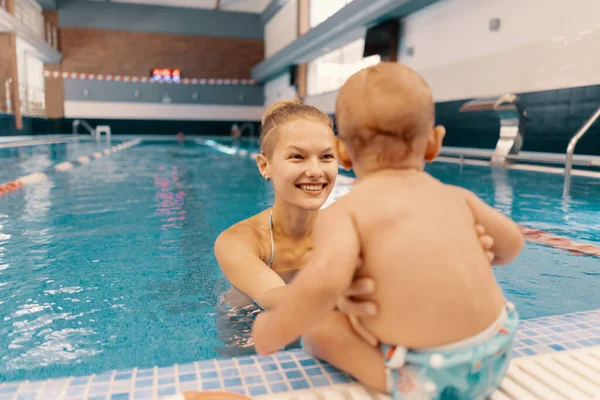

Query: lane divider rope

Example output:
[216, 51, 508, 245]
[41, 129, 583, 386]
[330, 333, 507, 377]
[196, 139, 600, 258]
[518, 226, 600, 257]
[0, 138, 142, 197]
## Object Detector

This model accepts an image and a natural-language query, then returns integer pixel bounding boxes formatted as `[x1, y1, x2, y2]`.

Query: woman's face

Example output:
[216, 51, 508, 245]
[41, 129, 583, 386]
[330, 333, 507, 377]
[265, 119, 338, 211]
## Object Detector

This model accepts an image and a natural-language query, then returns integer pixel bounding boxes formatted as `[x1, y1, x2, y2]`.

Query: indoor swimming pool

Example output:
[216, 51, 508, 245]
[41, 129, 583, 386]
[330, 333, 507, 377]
[0, 138, 599, 386]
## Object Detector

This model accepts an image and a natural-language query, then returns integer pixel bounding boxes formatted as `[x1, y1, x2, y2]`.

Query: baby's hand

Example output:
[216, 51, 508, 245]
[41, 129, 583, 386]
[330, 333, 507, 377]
[476, 224, 495, 263]
[252, 312, 278, 356]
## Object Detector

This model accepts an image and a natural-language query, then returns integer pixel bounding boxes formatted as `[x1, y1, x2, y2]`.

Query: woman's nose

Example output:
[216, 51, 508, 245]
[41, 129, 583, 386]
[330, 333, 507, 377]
[305, 160, 324, 179]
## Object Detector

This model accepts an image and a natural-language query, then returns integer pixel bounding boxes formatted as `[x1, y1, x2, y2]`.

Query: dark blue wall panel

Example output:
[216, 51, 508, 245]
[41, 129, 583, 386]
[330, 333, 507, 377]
[4, 85, 599, 156]
[58, 1, 263, 40]
[63, 80, 264, 106]
[38, 0, 57, 10]
[435, 85, 600, 155]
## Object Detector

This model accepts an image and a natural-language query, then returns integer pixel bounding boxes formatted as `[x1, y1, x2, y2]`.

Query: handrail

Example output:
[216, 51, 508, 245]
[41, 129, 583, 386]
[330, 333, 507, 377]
[72, 119, 95, 138]
[440, 147, 600, 167]
[239, 123, 255, 139]
[564, 105, 600, 196]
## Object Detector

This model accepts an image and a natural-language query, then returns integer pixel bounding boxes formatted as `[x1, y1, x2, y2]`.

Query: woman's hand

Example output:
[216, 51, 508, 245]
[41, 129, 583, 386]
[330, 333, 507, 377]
[476, 224, 495, 263]
[336, 270, 378, 347]
[336, 276, 376, 317]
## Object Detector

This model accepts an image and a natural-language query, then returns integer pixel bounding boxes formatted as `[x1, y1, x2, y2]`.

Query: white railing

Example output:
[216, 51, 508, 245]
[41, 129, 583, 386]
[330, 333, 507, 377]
[4, 78, 12, 113]
[439, 147, 600, 168]
[14, 0, 45, 42]
[18, 83, 45, 117]
[45, 21, 58, 49]
[563, 105, 600, 195]
[72, 119, 96, 138]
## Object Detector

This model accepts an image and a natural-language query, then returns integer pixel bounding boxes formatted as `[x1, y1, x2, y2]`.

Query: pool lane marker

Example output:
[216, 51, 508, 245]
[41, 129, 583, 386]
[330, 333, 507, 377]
[197, 138, 600, 258]
[54, 161, 74, 171]
[0, 138, 142, 197]
[519, 226, 600, 257]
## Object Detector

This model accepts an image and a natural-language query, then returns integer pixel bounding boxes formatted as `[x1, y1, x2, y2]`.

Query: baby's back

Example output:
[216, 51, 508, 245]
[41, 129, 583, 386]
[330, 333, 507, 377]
[348, 172, 505, 348]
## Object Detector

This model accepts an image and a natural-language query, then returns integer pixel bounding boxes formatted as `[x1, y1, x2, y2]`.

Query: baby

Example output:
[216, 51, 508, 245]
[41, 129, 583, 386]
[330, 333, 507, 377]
[252, 62, 524, 399]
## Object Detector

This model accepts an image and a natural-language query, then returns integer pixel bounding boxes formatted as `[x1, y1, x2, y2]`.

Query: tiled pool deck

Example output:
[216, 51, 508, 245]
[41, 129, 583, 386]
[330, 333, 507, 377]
[1, 308, 599, 400]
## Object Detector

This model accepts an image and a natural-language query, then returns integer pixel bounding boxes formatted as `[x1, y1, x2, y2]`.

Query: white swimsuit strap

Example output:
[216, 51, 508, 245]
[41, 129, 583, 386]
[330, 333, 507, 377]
[268, 211, 275, 267]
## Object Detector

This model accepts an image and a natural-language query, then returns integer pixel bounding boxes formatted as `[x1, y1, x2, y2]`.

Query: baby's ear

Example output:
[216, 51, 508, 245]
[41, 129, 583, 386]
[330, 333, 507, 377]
[335, 138, 353, 170]
[424, 125, 446, 162]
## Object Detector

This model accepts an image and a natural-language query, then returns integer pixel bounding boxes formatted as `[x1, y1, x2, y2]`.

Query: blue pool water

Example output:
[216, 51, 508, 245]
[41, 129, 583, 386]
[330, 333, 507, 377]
[0, 140, 599, 383]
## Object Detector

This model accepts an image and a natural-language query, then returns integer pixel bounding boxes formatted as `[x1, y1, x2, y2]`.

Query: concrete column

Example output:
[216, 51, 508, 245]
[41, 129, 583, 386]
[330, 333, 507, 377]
[0, 32, 23, 130]
[5, 0, 14, 14]
[296, 0, 310, 99]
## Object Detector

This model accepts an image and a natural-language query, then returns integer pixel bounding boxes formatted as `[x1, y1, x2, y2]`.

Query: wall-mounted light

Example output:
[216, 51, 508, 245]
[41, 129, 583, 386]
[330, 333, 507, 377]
[238, 94, 245, 102]
[82, 88, 89, 97]
[133, 90, 140, 99]
[162, 93, 172, 104]
[489, 18, 501, 31]
[192, 92, 198, 100]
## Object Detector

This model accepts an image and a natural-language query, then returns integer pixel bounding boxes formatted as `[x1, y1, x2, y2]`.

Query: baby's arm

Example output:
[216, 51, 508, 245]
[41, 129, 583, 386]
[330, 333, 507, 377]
[449, 186, 525, 265]
[252, 204, 360, 355]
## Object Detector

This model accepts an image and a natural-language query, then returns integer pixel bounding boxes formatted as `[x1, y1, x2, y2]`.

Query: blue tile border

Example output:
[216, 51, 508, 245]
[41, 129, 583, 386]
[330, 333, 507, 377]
[511, 308, 600, 358]
[1, 308, 598, 399]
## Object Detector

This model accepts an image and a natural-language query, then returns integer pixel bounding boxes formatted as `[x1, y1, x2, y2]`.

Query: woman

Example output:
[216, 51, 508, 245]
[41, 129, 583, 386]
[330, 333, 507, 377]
[215, 100, 495, 353]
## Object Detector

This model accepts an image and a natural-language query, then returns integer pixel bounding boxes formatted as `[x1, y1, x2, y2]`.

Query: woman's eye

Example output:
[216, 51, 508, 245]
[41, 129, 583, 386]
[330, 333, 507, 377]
[322, 154, 335, 160]
[289, 154, 303, 159]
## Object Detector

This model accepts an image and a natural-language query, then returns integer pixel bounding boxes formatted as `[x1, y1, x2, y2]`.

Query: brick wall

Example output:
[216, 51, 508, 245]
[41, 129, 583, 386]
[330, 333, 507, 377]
[0, 34, 14, 111]
[59, 28, 264, 78]
[42, 26, 264, 118]
[44, 63, 64, 118]
[42, 10, 58, 27]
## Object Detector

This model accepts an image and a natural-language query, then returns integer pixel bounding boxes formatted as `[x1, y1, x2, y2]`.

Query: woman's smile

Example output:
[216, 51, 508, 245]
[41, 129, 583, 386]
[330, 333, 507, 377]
[295, 182, 328, 195]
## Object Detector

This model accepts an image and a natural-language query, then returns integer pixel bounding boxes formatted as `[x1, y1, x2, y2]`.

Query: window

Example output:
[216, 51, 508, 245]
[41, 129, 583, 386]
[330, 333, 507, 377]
[309, 0, 354, 28]
[306, 39, 381, 96]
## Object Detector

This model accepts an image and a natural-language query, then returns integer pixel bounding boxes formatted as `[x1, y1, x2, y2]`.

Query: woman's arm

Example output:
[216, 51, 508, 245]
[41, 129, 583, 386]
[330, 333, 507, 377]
[214, 226, 287, 310]
[215, 223, 379, 313]
[253, 206, 361, 355]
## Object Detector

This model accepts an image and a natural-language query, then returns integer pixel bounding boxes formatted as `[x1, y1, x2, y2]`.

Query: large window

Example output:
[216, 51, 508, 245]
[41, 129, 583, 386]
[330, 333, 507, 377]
[309, 0, 354, 28]
[306, 39, 381, 96]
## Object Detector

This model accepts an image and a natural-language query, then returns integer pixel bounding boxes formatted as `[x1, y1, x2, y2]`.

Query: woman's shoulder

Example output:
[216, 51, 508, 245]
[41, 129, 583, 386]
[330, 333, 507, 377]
[216, 209, 271, 250]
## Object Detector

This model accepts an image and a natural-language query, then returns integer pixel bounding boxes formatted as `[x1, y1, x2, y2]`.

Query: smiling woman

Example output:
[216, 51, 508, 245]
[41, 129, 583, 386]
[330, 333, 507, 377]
[256, 101, 337, 212]
[213, 100, 379, 351]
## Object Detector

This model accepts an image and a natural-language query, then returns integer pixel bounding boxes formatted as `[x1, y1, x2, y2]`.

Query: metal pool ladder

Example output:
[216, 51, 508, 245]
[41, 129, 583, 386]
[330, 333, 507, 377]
[563, 105, 600, 196]
[72, 119, 95, 138]
[72, 119, 112, 142]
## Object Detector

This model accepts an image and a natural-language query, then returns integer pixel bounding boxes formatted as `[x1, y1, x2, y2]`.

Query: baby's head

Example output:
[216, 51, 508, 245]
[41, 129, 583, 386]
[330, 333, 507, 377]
[334, 62, 445, 173]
